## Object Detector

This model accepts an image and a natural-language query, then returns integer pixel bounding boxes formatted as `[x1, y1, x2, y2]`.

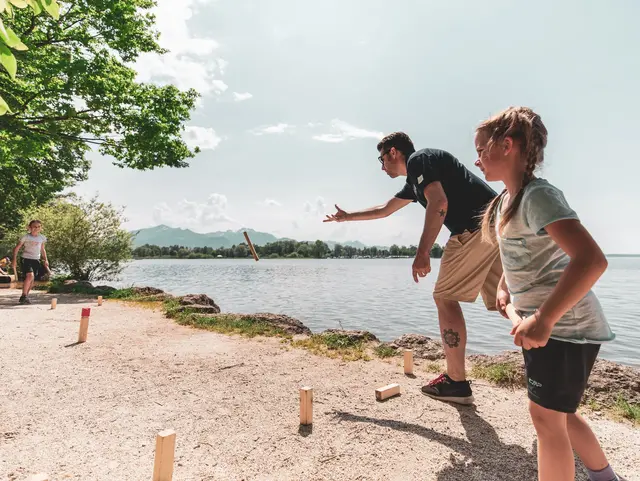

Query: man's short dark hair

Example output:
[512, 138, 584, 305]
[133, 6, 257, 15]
[377, 132, 415, 158]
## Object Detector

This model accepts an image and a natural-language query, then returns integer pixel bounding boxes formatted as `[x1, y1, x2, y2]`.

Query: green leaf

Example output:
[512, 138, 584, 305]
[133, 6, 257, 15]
[0, 27, 28, 50]
[0, 18, 6, 42]
[0, 42, 17, 78]
[8, 0, 28, 8]
[26, 0, 41, 14]
[0, 94, 11, 115]
[39, 0, 58, 19]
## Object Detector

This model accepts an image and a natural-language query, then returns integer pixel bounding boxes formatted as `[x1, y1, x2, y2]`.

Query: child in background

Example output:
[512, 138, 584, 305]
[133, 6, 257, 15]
[474, 107, 620, 481]
[12, 220, 49, 305]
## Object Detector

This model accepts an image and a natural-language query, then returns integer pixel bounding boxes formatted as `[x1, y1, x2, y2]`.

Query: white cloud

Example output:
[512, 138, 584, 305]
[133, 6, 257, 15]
[307, 122, 323, 128]
[303, 196, 327, 217]
[251, 123, 295, 135]
[153, 193, 238, 231]
[183, 126, 222, 150]
[312, 119, 383, 143]
[134, 0, 226, 96]
[260, 198, 282, 207]
[233, 92, 253, 102]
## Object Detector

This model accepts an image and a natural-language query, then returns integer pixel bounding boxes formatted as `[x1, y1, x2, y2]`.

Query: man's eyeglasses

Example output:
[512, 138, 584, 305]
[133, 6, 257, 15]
[378, 150, 390, 164]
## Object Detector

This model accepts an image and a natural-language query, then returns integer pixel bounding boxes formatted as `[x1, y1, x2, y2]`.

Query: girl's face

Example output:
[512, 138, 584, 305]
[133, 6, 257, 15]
[28, 223, 42, 235]
[474, 131, 513, 182]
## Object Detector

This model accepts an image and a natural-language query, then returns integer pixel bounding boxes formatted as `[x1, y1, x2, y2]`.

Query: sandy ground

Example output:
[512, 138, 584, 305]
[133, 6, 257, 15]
[0, 290, 638, 481]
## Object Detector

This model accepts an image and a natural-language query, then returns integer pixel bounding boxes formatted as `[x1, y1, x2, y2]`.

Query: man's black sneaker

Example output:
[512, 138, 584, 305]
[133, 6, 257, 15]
[18, 295, 27, 305]
[421, 373, 474, 405]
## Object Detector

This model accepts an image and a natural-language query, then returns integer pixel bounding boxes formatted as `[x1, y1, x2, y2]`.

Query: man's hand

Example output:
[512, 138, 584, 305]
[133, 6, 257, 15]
[43, 260, 50, 273]
[324, 204, 349, 223]
[412, 252, 431, 283]
[496, 288, 511, 319]
[511, 313, 553, 350]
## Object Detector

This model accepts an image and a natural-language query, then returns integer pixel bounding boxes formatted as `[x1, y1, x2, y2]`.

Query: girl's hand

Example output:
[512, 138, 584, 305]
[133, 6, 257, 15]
[511, 313, 553, 350]
[496, 288, 511, 319]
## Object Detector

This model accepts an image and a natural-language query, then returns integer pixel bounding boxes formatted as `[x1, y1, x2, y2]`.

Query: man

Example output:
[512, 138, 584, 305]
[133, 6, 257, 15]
[324, 132, 502, 404]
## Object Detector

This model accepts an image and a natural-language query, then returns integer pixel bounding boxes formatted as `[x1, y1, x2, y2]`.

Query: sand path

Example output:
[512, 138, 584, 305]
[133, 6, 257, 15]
[0, 290, 638, 481]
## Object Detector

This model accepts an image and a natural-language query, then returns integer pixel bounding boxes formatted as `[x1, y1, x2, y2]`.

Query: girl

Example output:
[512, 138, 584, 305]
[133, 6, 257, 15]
[12, 219, 49, 305]
[474, 107, 620, 481]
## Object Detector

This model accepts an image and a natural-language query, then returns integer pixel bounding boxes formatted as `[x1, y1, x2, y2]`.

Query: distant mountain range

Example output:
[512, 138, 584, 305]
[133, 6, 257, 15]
[130, 225, 370, 249]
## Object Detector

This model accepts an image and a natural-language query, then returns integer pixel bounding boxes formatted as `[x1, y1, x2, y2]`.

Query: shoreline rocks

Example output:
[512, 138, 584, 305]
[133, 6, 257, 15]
[382, 334, 445, 360]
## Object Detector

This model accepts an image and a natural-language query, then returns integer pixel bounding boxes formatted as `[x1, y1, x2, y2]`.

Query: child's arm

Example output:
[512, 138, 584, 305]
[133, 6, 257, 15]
[41, 243, 49, 271]
[513, 218, 607, 349]
[12, 239, 24, 275]
[537, 218, 607, 326]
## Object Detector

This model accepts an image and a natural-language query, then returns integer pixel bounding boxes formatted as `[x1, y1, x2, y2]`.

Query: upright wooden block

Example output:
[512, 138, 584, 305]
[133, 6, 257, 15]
[375, 383, 400, 401]
[51, 298, 57, 309]
[404, 349, 414, 375]
[153, 429, 176, 481]
[78, 307, 91, 343]
[97, 296, 103, 306]
[299, 386, 313, 425]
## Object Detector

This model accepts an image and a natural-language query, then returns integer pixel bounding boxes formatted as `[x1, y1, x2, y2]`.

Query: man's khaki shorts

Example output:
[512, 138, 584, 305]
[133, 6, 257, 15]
[433, 229, 503, 310]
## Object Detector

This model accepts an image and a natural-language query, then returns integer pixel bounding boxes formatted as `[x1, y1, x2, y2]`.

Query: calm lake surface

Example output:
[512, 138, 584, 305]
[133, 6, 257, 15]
[115, 257, 639, 367]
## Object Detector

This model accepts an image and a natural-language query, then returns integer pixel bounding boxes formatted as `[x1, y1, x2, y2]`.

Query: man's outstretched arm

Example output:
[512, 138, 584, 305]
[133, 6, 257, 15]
[324, 197, 412, 222]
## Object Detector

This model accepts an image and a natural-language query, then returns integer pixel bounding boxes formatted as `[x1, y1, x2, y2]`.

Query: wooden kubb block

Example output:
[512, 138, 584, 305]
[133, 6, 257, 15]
[78, 307, 90, 343]
[375, 383, 400, 401]
[153, 429, 176, 481]
[300, 386, 313, 425]
[404, 349, 414, 375]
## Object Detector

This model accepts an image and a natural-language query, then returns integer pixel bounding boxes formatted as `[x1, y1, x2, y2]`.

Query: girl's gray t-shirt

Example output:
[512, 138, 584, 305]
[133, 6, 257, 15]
[20, 233, 47, 260]
[497, 178, 615, 344]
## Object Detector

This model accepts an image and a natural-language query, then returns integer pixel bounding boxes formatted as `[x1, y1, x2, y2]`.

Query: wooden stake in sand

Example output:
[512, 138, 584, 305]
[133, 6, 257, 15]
[97, 295, 103, 306]
[152, 429, 176, 481]
[375, 383, 400, 401]
[403, 349, 414, 375]
[78, 307, 90, 343]
[243, 231, 260, 262]
[51, 298, 57, 309]
[299, 386, 313, 425]
[29, 475, 49, 481]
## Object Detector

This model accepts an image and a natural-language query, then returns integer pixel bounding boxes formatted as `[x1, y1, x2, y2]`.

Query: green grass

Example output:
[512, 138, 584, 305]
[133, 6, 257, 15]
[422, 360, 444, 374]
[470, 361, 525, 387]
[373, 344, 398, 359]
[291, 334, 370, 361]
[613, 395, 640, 424]
[172, 310, 291, 339]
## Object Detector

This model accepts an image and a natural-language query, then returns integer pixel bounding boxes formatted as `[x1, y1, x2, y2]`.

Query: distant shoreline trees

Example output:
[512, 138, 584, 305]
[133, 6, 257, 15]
[132, 240, 445, 260]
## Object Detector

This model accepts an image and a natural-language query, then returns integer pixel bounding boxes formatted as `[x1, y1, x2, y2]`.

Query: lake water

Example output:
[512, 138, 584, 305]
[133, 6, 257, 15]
[114, 257, 639, 367]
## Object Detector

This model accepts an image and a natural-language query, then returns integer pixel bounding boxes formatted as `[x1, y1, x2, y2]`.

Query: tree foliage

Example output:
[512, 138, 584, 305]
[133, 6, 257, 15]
[0, 0, 200, 235]
[132, 240, 445, 260]
[1, 194, 133, 280]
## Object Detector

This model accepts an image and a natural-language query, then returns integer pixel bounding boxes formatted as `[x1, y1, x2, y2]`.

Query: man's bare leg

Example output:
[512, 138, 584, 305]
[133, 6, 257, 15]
[434, 297, 467, 381]
[421, 297, 473, 404]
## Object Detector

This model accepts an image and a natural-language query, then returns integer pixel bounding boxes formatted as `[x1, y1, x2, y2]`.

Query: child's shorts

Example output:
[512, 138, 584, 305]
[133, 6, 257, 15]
[21, 258, 41, 275]
[522, 338, 600, 413]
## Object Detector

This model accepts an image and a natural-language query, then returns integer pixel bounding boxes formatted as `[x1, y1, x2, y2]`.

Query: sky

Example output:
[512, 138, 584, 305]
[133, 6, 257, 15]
[71, 0, 640, 253]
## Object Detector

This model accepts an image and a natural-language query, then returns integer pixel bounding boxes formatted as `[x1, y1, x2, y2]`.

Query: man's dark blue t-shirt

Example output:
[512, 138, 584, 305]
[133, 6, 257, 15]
[395, 148, 498, 236]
